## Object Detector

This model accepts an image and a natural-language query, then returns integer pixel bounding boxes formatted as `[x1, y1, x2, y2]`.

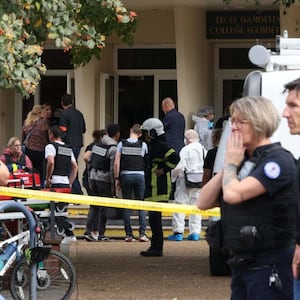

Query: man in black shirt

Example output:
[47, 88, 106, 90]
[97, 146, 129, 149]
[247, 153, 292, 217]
[59, 93, 86, 194]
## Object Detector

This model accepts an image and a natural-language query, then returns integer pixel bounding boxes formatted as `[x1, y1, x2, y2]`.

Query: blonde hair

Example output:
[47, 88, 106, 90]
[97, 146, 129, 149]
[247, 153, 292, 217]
[230, 96, 280, 139]
[23, 105, 42, 126]
[7, 137, 21, 148]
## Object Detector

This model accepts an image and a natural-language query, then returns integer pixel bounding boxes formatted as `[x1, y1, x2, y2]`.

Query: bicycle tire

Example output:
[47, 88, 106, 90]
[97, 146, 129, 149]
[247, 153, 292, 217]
[9, 250, 76, 300]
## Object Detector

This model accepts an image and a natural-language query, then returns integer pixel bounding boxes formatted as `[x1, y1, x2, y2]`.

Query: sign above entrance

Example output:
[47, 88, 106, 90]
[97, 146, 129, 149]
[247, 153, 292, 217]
[206, 10, 280, 39]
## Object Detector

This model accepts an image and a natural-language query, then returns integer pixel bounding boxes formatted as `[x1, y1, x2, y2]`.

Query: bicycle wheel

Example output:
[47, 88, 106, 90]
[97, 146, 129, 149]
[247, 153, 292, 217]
[10, 250, 76, 300]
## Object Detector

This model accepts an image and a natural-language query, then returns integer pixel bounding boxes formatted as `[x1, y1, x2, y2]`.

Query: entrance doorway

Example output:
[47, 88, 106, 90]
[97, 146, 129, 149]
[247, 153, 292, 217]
[214, 44, 257, 118]
[22, 72, 75, 126]
[118, 74, 177, 138]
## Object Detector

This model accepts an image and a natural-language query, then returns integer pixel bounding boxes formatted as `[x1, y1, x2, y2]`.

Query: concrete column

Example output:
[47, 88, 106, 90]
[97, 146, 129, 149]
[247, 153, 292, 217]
[280, 6, 300, 38]
[0, 89, 15, 149]
[174, 6, 210, 128]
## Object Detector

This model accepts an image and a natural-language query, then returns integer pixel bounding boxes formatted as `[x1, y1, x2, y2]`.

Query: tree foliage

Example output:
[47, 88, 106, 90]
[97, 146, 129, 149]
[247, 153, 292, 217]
[0, 0, 137, 97]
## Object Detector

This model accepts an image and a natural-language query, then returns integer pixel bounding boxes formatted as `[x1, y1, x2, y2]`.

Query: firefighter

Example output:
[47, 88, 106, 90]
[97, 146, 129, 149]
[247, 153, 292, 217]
[140, 118, 179, 257]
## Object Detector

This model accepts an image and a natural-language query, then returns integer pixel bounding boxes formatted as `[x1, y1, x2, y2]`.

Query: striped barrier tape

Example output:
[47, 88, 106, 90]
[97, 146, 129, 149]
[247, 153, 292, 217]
[0, 187, 220, 217]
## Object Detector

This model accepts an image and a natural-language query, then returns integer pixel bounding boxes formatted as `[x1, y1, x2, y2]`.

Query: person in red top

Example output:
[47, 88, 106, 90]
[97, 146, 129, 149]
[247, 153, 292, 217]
[0, 137, 32, 173]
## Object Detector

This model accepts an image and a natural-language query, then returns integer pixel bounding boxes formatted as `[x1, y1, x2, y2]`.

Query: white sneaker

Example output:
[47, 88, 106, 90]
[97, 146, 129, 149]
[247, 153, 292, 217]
[91, 232, 98, 240]
[61, 236, 77, 244]
[139, 235, 149, 242]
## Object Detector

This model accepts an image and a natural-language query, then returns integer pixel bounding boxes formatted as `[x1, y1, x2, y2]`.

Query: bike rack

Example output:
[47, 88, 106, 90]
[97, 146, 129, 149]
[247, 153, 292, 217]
[0, 201, 37, 300]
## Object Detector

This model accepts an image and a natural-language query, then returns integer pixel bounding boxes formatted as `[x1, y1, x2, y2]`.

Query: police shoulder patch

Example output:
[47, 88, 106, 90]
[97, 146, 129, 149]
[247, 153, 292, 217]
[263, 161, 281, 179]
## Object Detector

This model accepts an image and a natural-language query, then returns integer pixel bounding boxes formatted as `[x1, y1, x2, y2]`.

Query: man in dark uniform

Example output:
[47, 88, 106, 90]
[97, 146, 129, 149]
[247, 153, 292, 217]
[140, 118, 179, 257]
[59, 93, 86, 194]
[161, 97, 185, 154]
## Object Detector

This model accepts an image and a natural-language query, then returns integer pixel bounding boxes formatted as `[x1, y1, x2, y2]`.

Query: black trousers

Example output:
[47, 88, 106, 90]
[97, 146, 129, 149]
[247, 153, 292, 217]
[149, 211, 163, 251]
[50, 183, 74, 237]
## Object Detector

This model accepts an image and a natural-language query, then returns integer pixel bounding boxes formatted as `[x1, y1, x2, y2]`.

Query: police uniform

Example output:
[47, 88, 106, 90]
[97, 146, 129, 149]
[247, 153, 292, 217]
[45, 141, 76, 237]
[117, 138, 148, 239]
[221, 143, 297, 300]
[89, 135, 117, 239]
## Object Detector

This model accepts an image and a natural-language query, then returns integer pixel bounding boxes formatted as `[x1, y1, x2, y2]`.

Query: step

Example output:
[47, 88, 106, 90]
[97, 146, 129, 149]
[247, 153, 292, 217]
[73, 226, 208, 240]
[66, 204, 210, 238]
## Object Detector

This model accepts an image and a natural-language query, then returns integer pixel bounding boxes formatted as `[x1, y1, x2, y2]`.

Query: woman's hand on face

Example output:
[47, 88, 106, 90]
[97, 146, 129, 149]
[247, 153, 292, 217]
[225, 132, 245, 167]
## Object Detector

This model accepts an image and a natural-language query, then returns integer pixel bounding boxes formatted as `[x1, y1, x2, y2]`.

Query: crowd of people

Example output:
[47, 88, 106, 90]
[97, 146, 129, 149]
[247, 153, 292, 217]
[2, 80, 300, 298]
[0, 96, 210, 251]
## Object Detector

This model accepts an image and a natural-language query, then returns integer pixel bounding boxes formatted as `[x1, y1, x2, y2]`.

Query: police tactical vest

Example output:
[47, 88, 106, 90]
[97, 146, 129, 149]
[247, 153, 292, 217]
[221, 143, 297, 253]
[90, 143, 111, 171]
[120, 140, 144, 171]
[52, 143, 72, 177]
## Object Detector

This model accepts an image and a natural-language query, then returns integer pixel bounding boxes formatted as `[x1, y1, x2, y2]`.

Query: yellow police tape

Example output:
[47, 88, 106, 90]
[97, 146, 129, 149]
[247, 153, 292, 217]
[0, 187, 220, 217]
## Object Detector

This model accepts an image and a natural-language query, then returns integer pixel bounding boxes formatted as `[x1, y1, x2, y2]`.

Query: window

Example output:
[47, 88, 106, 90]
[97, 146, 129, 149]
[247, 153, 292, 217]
[118, 49, 176, 69]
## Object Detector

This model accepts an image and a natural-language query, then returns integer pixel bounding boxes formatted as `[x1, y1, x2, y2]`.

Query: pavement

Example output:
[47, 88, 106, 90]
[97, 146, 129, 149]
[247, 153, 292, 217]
[67, 238, 231, 300]
[0, 238, 231, 300]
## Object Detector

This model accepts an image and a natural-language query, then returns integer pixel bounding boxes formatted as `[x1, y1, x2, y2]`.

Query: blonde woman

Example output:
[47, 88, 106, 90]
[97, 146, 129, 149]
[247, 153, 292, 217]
[23, 105, 42, 127]
[23, 105, 50, 183]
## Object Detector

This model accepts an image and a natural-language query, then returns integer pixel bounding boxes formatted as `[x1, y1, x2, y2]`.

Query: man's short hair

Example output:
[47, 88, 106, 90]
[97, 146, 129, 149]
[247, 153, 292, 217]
[50, 125, 64, 139]
[92, 129, 106, 142]
[131, 124, 141, 135]
[284, 78, 300, 93]
[107, 124, 121, 138]
[61, 93, 74, 107]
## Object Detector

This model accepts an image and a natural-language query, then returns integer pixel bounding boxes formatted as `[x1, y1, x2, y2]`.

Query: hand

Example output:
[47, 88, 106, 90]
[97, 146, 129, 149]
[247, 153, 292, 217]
[225, 132, 245, 167]
[45, 178, 51, 188]
[156, 168, 164, 177]
[293, 244, 300, 279]
[115, 178, 120, 189]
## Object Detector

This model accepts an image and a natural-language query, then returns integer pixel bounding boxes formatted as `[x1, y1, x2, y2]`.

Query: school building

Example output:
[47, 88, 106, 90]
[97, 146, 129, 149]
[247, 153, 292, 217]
[1, 0, 300, 173]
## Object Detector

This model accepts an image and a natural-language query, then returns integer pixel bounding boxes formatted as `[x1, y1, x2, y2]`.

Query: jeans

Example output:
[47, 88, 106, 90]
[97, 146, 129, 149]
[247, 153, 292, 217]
[90, 179, 111, 236]
[230, 246, 294, 300]
[120, 174, 147, 236]
[294, 278, 300, 300]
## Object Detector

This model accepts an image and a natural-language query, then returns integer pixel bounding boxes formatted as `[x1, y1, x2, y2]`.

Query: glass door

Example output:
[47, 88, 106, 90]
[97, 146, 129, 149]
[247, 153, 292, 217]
[215, 71, 249, 119]
[118, 75, 154, 138]
[154, 74, 177, 120]
[99, 73, 116, 129]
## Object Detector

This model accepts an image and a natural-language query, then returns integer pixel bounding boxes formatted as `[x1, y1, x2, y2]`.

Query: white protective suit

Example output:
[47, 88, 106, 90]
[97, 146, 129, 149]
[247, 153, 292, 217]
[171, 139, 206, 236]
[192, 115, 213, 151]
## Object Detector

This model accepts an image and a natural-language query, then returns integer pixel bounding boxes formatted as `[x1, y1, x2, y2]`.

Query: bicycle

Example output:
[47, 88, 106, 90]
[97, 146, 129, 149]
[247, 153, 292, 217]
[0, 201, 76, 300]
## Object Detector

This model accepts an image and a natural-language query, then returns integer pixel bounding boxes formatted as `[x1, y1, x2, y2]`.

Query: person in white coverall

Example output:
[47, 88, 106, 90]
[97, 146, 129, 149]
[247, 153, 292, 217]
[168, 129, 206, 241]
[192, 106, 214, 151]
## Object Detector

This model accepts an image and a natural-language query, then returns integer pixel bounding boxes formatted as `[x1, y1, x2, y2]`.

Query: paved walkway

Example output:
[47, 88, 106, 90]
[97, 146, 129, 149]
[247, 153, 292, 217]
[0, 239, 231, 299]
[68, 239, 231, 300]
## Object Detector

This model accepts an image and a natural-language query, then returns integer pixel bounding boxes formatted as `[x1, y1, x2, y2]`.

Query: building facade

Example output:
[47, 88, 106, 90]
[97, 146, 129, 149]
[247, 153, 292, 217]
[1, 0, 300, 176]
